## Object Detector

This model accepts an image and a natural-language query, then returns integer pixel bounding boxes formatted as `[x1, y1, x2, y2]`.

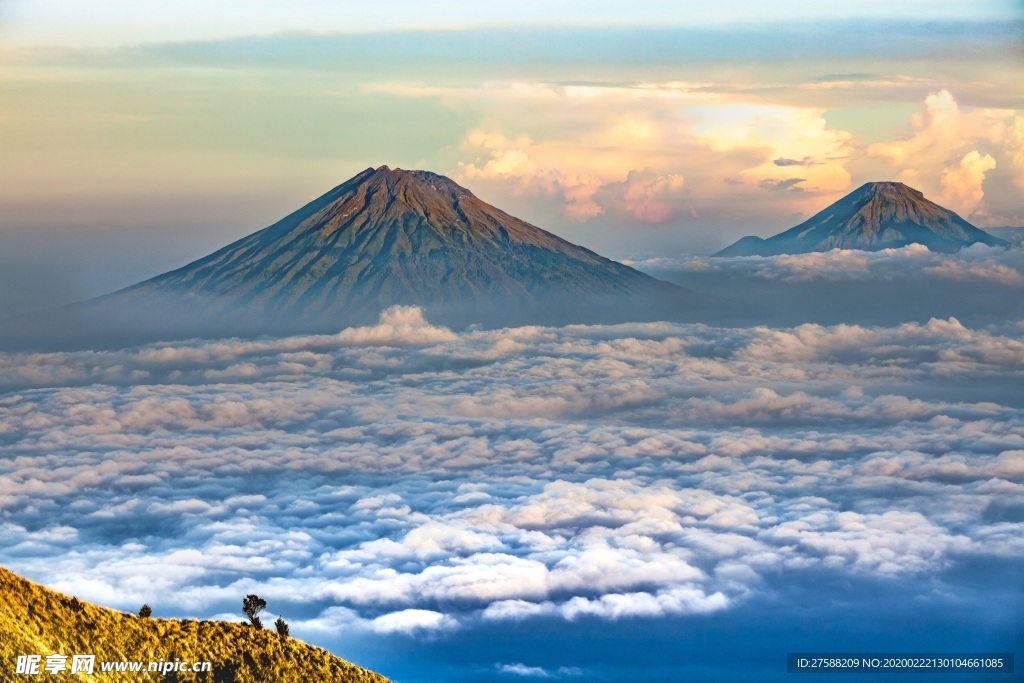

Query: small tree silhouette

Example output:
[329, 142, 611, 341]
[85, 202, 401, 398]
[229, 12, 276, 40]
[242, 594, 267, 628]
[138, 604, 152, 618]
[274, 617, 290, 637]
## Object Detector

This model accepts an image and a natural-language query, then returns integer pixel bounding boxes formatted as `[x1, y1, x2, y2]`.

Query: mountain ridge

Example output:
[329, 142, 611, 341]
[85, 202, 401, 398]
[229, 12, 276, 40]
[715, 181, 1006, 256]
[0, 564, 392, 683]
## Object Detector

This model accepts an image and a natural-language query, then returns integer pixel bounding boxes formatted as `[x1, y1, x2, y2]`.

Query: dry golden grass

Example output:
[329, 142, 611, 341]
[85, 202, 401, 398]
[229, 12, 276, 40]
[0, 566, 393, 682]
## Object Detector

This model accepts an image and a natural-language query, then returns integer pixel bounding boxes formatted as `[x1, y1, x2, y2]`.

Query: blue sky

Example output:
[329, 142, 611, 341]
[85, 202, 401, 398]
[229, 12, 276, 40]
[3, 1, 1018, 47]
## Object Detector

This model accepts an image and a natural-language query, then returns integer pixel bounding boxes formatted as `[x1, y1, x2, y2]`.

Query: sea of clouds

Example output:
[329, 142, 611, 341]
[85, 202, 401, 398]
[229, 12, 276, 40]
[2, 296, 1022, 655]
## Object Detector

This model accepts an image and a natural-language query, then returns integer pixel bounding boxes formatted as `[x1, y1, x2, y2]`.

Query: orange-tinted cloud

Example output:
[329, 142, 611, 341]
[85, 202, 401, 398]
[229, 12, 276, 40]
[869, 90, 1023, 219]
[452, 85, 858, 224]
[458, 120, 688, 222]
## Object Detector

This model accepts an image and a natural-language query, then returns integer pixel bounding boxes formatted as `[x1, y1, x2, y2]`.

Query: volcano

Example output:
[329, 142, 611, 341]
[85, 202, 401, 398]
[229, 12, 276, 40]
[43, 166, 690, 342]
[715, 182, 1007, 256]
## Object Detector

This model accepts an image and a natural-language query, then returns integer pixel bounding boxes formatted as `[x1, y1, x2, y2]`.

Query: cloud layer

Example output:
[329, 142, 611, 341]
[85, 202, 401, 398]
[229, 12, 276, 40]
[1, 306, 1022, 651]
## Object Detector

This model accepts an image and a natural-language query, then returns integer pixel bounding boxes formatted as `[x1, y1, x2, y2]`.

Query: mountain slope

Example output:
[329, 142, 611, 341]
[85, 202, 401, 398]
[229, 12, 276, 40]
[0, 565, 391, 683]
[716, 182, 1006, 256]
[86, 166, 683, 334]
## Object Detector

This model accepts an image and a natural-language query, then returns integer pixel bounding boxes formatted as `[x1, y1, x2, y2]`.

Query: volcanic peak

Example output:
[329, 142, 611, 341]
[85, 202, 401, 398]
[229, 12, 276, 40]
[72, 165, 687, 335]
[715, 180, 1006, 256]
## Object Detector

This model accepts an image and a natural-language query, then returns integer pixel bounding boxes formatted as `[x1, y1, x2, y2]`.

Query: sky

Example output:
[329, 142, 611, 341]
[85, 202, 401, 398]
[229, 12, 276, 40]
[2, 1, 1016, 47]
[0, 2, 1022, 316]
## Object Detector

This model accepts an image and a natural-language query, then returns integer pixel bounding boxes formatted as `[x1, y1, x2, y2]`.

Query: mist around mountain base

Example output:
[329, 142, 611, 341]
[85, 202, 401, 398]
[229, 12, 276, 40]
[633, 242, 1024, 329]
[4, 242, 1022, 352]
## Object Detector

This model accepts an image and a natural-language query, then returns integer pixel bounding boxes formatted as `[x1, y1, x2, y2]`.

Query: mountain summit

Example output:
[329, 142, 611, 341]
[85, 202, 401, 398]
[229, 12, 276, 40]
[715, 182, 1006, 256]
[59, 166, 687, 341]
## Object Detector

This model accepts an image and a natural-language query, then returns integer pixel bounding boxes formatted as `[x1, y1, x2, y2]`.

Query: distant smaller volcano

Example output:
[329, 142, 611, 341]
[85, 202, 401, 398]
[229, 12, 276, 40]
[715, 182, 1007, 256]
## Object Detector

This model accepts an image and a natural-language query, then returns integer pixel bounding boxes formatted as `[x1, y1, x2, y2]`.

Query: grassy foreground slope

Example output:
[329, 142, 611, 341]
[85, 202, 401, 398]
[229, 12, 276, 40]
[0, 566, 393, 682]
